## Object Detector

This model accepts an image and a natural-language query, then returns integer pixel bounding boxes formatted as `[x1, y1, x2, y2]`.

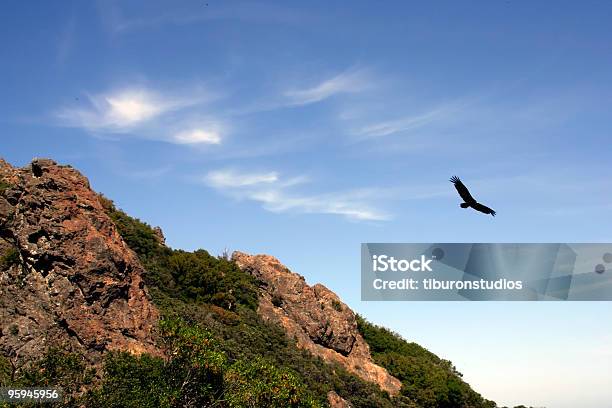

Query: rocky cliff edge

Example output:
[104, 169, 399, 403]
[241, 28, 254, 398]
[0, 158, 160, 369]
[232, 251, 402, 396]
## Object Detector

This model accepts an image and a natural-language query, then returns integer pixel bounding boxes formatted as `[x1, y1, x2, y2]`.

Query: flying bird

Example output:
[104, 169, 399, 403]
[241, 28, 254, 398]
[450, 176, 496, 216]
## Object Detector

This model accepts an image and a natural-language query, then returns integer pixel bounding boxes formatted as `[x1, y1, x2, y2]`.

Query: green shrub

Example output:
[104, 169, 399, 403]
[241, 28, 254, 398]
[99, 194, 162, 262]
[225, 357, 319, 408]
[159, 318, 226, 376]
[10, 348, 95, 407]
[0, 355, 14, 385]
[356, 316, 496, 408]
[87, 319, 226, 407]
[0, 246, 20, 270]
[163, 250, 258, 310]
[86, 352, 170, 408]
[0, 180, 11, 195]
[100, 197, 259, 311]
[167, 299, 399, 407]
[86, 318, 322, 408]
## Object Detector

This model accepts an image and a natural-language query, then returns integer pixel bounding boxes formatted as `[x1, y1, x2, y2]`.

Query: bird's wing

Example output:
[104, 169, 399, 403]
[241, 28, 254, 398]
[449, 176, 476, 204]
[472, 202, 496, 216]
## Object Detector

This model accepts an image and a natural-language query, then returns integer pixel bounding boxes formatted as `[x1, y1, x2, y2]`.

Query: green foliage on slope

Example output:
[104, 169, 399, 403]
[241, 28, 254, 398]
[84, 318, 318, 408]
[0, 348, 95, 407]
[5, 319, 318, 408]
[0, 180, 11, 195]
[98, 197, 503, 407]
[356, 316, 497, 408]
[159, 296, 397, 407]
[99, 195, 258, 311]
[225, 357, 317, 408]
[0, 245, 20, 270]
[97, 197, 396, 407]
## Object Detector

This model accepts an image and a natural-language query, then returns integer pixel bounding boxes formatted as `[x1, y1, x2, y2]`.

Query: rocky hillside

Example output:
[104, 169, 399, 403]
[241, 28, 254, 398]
[0, 158, 498, 408]
[233, 252, 401, 396]
[0, 159, 159, 367]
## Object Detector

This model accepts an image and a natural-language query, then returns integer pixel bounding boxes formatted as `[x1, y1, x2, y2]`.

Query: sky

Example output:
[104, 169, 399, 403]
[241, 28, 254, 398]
[2, 1, 612, 407]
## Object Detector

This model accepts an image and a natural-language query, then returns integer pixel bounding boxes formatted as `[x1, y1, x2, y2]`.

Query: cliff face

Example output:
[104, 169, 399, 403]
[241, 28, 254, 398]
[0, 159, 159, 368]
[232, 251, 402, 396]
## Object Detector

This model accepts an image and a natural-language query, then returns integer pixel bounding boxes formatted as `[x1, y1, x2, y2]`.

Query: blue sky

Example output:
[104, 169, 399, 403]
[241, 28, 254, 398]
[2, 1, 612, 407]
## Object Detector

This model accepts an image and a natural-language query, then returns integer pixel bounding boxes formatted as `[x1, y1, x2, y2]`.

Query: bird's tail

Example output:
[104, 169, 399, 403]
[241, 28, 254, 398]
[460, 203, 470, 208]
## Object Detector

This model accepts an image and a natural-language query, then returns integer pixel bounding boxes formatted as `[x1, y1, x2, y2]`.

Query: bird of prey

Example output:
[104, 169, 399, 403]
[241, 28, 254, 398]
[450, 176, 496, 216]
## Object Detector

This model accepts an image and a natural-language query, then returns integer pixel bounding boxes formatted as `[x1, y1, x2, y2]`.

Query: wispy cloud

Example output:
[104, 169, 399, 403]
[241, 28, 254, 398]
[56, 87, 196, 131]
[284, 69, 371, 106]
[342, 85, 589, 153]
[54, 85, 224, 145]
[173, 128, 222, 145]
[203, 168, 389, 221]
[353, 106, 453, 139]
[345, 97, 473, 142]
[56, 12, 76, 65]
[206, 169, 281, 188]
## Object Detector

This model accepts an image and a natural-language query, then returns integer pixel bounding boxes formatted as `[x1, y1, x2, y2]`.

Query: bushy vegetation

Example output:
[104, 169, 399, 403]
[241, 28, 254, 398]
[99, 195, 258, 311]
[84, 318, 317, 408]
[0, 179, 11, 195]
[162, 297, 397, 407]
[4, 319, 318, 408]
[0, 245, 20, 270]
[357, 316, 497, 408]
[97, 196, 398, 407]
[224, 357, 317, 408]
[0, 348, 95, 408]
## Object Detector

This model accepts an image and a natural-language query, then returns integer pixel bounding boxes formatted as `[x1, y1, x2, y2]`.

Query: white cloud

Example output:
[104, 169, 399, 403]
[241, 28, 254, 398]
[203, 169, 389, 221]
[105, 91, 164, 124]
[206, 169, 279, 188]
[285, 69, 370, 106]
[350, 102, 464, 140]
[173, 128, 221, 145]
[56, 88, 195, 131]
[356, 109, 447, 138]
[54, 85, 225, 146]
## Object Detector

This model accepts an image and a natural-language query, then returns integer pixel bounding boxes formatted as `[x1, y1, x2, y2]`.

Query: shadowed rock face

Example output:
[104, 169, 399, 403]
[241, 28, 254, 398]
[0, 158, 160, 368]
[232, 251, 402, 396]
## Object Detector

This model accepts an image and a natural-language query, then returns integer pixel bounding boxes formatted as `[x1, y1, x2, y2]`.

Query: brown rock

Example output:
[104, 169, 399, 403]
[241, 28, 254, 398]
[0, 158, 160, 370]
[327, 390, 352, 408]
[232, 251, 402, 396]
[153, 226, 166, 245]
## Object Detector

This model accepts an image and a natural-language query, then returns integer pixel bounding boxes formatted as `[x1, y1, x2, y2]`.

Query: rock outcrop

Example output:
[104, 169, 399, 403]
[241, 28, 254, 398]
[232, 251, 402, 396]
[0, 159, 160, 369]
[327, 390, 352, 408]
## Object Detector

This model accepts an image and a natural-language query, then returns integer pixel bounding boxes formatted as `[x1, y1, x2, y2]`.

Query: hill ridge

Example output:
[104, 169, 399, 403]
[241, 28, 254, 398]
[0, 158, 497, 408]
